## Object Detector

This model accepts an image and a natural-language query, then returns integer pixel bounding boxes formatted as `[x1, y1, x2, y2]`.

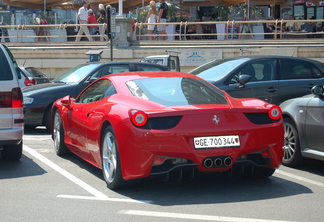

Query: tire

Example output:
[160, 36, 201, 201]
[243, 166, 275, 179]
[1, 141, 23, 161]
[101, 126, 126, 190]
[53, 110, 69, 156]
[283, 118, 303, 167]
[43, 108, 51, 132]
[253, 168, 276, 178]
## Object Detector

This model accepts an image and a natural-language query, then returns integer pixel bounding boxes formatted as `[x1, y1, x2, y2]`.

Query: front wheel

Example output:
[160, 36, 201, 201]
[101, 126, 126, 190]
[53, 110, 69, 156]
[283, 118, 303, 167]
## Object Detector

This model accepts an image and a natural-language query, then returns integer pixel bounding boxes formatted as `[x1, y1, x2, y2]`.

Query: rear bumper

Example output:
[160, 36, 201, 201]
[23, 105, 46, 126]
[115, 120, 284, 180]
[0, 127, 23, 146]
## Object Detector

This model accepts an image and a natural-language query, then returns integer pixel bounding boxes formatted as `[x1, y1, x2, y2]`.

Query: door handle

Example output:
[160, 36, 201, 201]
[267, 87, 277, 93]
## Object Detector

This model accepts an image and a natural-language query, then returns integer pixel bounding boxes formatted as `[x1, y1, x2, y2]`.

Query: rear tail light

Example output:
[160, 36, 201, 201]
[129, 109, 148, 127]
[31, 78, 37, 85]
[24, 78, 34, 86]
[267, 105, 281, 120]
[0, 87, 23, 108]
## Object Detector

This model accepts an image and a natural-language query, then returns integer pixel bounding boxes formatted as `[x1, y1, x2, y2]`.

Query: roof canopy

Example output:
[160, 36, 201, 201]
[3, 0, 248, 10]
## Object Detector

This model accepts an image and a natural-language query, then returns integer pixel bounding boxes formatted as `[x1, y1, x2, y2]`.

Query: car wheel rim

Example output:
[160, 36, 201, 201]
[102, 131, 117, 183]
[53, 111, 61, 152]
[283, 122, 296, 162]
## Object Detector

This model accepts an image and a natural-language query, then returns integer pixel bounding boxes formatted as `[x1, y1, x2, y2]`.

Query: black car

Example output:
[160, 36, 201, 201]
[189, 56, 324, 105]
[23, 62, 168, 130]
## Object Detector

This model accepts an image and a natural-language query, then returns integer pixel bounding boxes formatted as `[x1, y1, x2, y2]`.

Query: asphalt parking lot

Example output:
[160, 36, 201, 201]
[1, 126, 324, 222]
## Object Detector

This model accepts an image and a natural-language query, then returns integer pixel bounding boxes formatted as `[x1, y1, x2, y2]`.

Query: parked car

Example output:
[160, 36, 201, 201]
[19, 66, 51, 84]
[23, 62, 168, 130]
[281, 85, 324, 167]
[0, 44, 24, 161]
[18, 69, 35, 89]
[52, 71, 284, 189]
[189, 56, 324, 105]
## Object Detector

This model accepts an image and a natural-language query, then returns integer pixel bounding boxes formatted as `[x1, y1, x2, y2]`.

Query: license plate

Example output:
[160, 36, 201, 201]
[194, 135, 240, 149]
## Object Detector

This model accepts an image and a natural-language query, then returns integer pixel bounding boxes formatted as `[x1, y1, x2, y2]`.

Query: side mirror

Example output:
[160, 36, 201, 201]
[236, 74, 252, 88]
[311, 85, 324, 97]
[60, 95, 73, 108]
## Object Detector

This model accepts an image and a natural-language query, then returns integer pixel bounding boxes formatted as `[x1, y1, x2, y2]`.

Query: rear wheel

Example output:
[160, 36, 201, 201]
[1, 141, 23, 161]
[253, 168, 276, 178]
[101, 126, 126, 189]
[283, 118, 303, 167]
[53, 110, 69, 156]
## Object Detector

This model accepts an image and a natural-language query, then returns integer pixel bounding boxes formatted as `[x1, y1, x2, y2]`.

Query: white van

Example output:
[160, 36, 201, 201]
[0, 44, 24, 161]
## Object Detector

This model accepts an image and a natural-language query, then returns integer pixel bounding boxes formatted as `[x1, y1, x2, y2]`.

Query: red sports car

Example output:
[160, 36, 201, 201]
[52, 71, 284, 189]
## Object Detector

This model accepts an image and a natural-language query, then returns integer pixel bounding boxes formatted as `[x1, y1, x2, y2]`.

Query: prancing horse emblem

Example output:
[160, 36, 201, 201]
[212, 115, 220, 125]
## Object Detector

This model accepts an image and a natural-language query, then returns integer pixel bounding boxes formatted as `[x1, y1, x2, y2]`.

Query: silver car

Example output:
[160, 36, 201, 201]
[0, 44, 24, 161]
[281, 85, 324, 167]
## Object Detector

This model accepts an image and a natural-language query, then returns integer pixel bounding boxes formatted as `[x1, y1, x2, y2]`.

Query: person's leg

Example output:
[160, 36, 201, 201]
[82, 25, 93, 41]
[148, 30, 153, 40]
[99, 26, 103, 41]
[75, 25, 85, 41]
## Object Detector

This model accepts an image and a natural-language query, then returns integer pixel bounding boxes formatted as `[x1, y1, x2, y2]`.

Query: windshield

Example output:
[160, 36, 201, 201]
[53, 63, 101, 83]
[190, 58, 250, 82]
[126, 77, 227, 107]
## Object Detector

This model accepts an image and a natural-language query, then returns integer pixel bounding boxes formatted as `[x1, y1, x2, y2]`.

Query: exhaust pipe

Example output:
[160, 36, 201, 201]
[203, 158, 213, 168]
[214, 158, 223, 167]
[224, 157, 233, 166]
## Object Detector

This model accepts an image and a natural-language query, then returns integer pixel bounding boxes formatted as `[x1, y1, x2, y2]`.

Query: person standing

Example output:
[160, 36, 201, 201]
[157, 0, 168, 40]
[75, 1, 93, 42]
[97, 3, 108, 41]
[145, 1, 157, 40]
[87, 9, 98, 41]
[37, 18, 51, 42]
[0, 22, 10, 42]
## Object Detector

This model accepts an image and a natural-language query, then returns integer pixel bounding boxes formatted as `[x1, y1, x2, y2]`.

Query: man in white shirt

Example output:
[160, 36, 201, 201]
[75, 1, 93, 42]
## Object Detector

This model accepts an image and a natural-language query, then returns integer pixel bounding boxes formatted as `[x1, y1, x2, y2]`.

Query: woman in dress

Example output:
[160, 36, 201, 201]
[145, 1, 157, 40]
[97, 3, 108, 41]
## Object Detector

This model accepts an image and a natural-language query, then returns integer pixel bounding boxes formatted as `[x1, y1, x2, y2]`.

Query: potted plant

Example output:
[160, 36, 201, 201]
[212, 3, 230, 40]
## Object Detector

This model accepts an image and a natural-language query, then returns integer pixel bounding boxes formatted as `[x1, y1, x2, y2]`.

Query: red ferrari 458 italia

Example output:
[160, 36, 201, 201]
[51, 71, 284, 189]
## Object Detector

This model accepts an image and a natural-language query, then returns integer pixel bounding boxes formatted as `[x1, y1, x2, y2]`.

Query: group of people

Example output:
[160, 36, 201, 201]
[264, 15, 324, 39]
[75, 1, 108, 42]
[145, 0, 168, 40]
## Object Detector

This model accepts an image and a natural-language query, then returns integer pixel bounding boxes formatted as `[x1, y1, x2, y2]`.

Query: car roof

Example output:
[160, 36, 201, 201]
[216, 55, 320, 63]
[105, 71, 199, 81]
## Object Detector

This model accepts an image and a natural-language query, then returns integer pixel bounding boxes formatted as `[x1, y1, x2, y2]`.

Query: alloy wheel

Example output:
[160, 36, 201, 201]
[102, 131, 117, 183]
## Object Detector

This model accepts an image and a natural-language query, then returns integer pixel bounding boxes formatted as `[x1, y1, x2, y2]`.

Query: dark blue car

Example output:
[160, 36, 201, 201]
[189, 56, 324, 105]
[23, 62, 168, 130]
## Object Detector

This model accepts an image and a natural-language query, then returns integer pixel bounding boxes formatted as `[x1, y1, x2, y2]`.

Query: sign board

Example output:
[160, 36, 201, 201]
[111, 7, 116, 38]
[179, 49, 222, 67]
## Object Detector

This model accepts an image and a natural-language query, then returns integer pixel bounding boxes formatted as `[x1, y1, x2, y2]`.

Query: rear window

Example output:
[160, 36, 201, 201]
[0, 49, 13, 81]
[25, 68, 46, 77]
[126, 77, 227, 106]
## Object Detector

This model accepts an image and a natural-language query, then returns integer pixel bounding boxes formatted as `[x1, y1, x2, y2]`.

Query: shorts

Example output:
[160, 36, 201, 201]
[158, 18, 167, 32]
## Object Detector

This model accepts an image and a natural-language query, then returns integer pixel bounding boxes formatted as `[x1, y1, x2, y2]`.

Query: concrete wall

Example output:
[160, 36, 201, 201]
[9, 40, 324, 79]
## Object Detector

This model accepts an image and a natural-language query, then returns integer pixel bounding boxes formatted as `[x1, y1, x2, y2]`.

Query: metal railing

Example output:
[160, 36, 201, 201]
[0, 19, 323, 43]
[0, 23, 108, 42]
[134, 19, 324, 41]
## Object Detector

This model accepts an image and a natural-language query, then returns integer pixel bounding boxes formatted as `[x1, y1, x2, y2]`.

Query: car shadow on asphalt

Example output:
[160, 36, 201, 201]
[0, 154, 47, 179]
[21, 126, 317, 206]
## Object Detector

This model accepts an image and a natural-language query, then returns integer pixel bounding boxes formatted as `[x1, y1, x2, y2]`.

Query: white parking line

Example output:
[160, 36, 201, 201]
[23, 145, 151, 203]
[119, 210, 297, 222]
[275, 169, 324, 187]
